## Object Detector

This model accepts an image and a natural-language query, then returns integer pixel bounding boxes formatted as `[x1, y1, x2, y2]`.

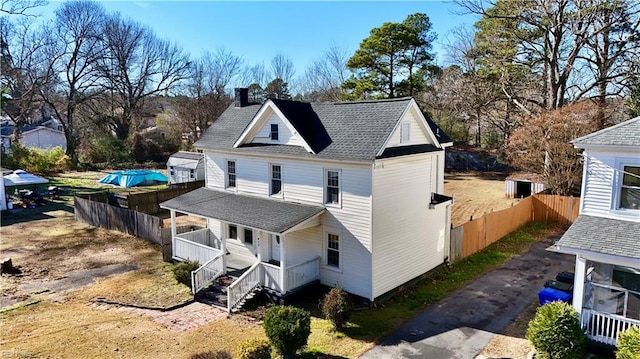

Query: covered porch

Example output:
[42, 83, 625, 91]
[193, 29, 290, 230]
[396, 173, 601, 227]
[161, 188, 326, 312]
[554, 215, 640, 346]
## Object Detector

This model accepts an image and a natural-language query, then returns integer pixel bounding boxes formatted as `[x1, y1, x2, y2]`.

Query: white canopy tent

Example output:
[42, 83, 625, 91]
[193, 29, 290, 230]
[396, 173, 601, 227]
[1, 170, 49, 210]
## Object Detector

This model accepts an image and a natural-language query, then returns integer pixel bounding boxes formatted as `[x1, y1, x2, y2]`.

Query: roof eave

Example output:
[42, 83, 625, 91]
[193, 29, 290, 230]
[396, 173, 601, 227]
[553, 244, 640, 268]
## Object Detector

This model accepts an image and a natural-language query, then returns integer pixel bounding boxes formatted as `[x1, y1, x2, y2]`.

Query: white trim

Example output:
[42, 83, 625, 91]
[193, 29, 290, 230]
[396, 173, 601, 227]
[269, 163, 283, 198]
[323, 228, 342, 272]
[233, 100, 316, 154]
[195, 148, 371, 165]
[555, 246, 640, 269]
[400, 122, 410, 143]
[324, 168, 342, 208]
[375, 99, 442, 157]
[225, 159, 237, 191]
[612, 160, 640, 212]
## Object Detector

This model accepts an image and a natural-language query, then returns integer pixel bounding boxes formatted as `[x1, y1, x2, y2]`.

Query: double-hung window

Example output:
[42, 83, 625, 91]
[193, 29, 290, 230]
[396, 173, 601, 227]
[228, 224, 237, 239]
[325, 170, 340, 205]
[271, 124, 279, 141]
[244, 228, 253, 245]
[227, 160, 236, 188]
[619, 165, 640, 210]
[270, 164, 282, 195]
[327, 233, 340, 268]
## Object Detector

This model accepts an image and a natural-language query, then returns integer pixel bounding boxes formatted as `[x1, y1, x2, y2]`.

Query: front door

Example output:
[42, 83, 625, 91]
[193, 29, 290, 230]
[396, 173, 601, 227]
[270, 234, 281, 262]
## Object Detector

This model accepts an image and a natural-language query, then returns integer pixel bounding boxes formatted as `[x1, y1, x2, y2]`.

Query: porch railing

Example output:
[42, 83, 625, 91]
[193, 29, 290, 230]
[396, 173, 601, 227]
[174, 236, 219, 265]
[581, 309, 640, 346]
[191, 252, 225, 295]
[261, 262, 282, 293]
[227, 261, 262, 312]
[175, 228, 222, 249]
[286, 257, 320, 292]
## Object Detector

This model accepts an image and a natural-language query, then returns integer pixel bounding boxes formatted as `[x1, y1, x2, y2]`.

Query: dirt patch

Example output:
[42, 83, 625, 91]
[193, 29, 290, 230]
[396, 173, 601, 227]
[444, 172, 519, 227]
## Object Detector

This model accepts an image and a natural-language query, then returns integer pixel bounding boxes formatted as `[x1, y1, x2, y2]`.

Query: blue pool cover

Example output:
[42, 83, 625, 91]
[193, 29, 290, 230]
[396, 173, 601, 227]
[98, 170, 168, 188]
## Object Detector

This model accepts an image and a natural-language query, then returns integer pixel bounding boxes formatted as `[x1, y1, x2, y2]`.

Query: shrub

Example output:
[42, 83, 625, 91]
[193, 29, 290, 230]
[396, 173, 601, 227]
[526, 301, 586, 359]
[171, 260, 200, 287]
[321, 286, 353, 331]
[188, 351, 232, 359]
[617, 325, 640, 359]
[237, 338, 272, 359]
[1, 144, 71, 174]
[263, 306, 311, 358]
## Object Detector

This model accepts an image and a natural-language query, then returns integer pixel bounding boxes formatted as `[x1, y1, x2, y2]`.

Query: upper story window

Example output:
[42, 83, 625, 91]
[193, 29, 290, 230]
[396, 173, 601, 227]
[270, 124, 279, 141]
[401, 122, 410, 143]
[325, 169, 340, 205]
[227, 160, 236, 188]
[619, 166, 640, 210]
[270, 164, 282, 195]
[244, 228, 253, 245]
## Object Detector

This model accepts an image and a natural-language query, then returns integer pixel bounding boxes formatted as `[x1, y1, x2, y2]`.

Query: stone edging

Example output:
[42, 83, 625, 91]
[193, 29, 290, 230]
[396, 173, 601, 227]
[94, 297, 194, 311]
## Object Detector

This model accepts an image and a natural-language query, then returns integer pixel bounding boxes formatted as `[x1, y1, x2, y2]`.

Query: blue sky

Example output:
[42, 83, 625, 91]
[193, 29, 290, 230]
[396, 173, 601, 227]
[39, 1, 478, 78]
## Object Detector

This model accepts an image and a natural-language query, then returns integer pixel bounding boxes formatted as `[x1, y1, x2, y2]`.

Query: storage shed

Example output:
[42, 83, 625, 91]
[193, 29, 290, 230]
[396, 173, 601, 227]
[505, 173, 547, 198]
[167, 151, 205, 184]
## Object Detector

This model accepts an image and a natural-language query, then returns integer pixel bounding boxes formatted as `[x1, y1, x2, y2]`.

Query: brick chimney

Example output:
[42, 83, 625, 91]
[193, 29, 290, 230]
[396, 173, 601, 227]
[235, 88, 249, 108]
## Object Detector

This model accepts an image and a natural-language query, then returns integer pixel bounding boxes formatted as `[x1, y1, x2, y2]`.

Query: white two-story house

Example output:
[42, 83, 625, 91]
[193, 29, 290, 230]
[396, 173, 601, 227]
[161, 89, 453, 312]
[555, 116, 640, 346]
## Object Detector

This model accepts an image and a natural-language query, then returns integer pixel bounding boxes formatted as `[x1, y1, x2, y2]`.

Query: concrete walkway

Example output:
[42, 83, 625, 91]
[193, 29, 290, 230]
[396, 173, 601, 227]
[361, 232, 574, 359]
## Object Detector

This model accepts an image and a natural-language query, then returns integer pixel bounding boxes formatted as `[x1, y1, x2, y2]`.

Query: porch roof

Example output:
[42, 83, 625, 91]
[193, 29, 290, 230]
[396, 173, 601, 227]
[555, 215, 640, 262]
[160, 188, 325, 234]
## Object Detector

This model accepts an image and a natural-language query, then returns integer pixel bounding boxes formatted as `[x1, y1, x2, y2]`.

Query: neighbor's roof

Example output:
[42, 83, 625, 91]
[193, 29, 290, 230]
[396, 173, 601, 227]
[160, 188, 325, 234]
[167, 151, 204, 169]
[194, 97, 451, 161]
[572, 116, 640, 148]
[555, 215, 640, 261]
[169, 151, 204, 161]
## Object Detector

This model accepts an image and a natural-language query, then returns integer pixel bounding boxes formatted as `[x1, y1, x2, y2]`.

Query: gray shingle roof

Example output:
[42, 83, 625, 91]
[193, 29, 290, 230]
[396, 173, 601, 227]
[194, 98, 448, 161]
[160, 188, 325, 234]
[170, 151, 204, 161]
[555, 215, 640, 260]
[572, 116, 640, 148]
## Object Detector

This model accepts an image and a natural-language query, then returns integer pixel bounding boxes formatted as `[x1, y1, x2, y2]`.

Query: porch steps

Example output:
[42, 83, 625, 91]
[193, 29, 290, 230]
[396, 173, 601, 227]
[195, 268, 263, 313]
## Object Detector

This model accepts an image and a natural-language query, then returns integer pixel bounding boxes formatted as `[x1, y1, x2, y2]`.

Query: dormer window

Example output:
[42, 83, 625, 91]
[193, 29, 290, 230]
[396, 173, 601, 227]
[271, 124, 279, 141]
[619, 166, 640, 210]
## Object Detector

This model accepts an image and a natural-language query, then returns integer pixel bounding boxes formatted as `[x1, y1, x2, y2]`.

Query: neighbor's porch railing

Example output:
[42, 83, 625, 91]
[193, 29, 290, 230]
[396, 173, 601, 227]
[286, 257, 320, 292]
[173, 236, 220, 265]
[191, 252, 225, 295]
[581, 309, 640, 346]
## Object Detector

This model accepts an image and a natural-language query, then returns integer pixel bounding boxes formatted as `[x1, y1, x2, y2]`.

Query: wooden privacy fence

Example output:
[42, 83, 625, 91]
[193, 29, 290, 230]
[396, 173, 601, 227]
[449, 194, 580, 262]
[75, 196, 201, 261]
[120, 180, 204, 214]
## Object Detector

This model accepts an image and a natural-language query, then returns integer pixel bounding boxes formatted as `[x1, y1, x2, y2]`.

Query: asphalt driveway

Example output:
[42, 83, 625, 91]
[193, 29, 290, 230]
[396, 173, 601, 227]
[361, 231, 574, 359]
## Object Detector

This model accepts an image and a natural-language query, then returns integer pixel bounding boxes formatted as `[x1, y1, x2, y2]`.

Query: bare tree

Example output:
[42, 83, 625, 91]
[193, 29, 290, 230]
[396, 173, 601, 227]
[97, 13, 190, 141]
[37, 0, 107, 163]
[270, 53, 295, 84]
[172, 48, 241, 146]
[1, 17, 50, 141]
[301, 44, 350, 101]
[1, 0, 47, 17]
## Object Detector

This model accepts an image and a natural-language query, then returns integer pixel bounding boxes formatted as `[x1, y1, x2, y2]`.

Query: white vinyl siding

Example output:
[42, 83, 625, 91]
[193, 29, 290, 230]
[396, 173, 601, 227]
[371, 153, 447, 299]
[385, 106, 432, 148]
[201, 150, 374, 299]
[250, 112, 302, 146]
[581, 149, 640, 221]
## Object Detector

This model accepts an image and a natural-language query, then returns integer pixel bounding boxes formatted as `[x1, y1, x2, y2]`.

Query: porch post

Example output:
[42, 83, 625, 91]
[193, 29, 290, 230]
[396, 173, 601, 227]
[280, 234, 287, 293]
[221, 234, 227, 274]
[170, 209, 177, 258]
[573, 256, 587, 315]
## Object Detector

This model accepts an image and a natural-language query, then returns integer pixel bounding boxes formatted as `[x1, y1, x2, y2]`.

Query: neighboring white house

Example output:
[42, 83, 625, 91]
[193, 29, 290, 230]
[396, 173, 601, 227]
[161, 88, 454, 312]
[167, 151, 205, 184]
[554, 116, 640, 346]
[505, 172, 547, 198]
[1, 121, 66, 154]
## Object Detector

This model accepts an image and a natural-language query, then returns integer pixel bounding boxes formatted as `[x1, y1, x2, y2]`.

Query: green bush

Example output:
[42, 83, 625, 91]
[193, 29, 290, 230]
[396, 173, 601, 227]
[321, 286, 353, 331]
[1, 144, 71, 174]
[617, 325, 640, 359]
[171, 260, 200, 287]
[237, 338, 272, 359]
[263, 306, 311, 358]
[526, 301, 586, 359]
[188, 351, 232, 359]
